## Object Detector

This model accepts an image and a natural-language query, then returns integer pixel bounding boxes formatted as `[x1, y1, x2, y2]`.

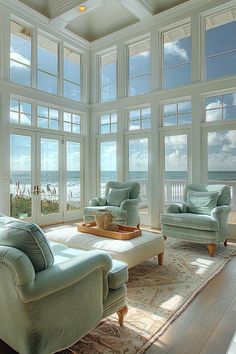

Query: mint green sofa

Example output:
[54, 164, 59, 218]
[0, 215, 128, 354]
[160, 184, 231, 256]
[84, 181, 141, 227]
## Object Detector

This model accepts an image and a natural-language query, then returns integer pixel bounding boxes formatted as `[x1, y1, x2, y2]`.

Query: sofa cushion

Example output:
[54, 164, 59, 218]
[108, 259, 128, 289]
[187, 190, 219, 215]
[207, 185, 231, 206]
[107, 188, 130, 207]
[0, 216, 54, 272]
[84, 206, 127, 221]
[160, 213, 219, 231]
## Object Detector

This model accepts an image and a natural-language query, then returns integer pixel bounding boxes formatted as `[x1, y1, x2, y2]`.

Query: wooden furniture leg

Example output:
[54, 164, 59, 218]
[163, 235, 167, 240]
[137, 223, 140, 230]
[207, 243, 216, 257]
[224, 239, 228, 247]
[158, 252, 164, 265]
[117, 305, 128, 326]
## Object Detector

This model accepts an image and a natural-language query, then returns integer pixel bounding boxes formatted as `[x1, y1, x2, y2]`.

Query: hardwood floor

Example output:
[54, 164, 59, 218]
[146, 256, 236, 354]
[1, 256, 236, 354]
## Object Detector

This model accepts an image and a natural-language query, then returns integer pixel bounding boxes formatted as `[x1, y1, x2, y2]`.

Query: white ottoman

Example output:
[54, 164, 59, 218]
[46, 227, 165, 268]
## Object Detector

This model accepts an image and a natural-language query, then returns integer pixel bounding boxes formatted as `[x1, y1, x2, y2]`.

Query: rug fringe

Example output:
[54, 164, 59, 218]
[137, 256, 232, 354]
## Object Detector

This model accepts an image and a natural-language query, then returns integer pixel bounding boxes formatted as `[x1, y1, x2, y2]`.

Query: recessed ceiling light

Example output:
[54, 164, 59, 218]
[79, 5, 87, 12]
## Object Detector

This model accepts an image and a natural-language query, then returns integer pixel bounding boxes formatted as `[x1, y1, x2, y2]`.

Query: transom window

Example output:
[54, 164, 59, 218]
[64, 112, 81, 133]
[205, 92, 236, 121]
[205, 8, 236, 80]
[163, 23, 191, 88]
[10, 21, 32, 87]
[10, 99, 32, 125]
[162, 100, 192, 126]
[64, 48, 81, 101]
[99, 51, 117, 103]
[128, 108, 151, 130]
[37, 34, 58, 94]
[99, 113, 117, 134]
[128, 38, 151, 96]
[37, 106, 59, 130]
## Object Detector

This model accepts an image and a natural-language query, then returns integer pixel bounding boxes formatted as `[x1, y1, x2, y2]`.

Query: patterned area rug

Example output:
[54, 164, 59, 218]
[47, 229, 236, 354]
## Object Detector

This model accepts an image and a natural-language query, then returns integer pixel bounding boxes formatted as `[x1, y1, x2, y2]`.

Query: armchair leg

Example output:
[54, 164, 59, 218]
[163, 235, 167, 240]
[224, 239, 228, 247]
[207, 243, 216, 257]
[137, 223, 140, 229]
[117, 305, 128, 326]
[157, 252, 164, 265]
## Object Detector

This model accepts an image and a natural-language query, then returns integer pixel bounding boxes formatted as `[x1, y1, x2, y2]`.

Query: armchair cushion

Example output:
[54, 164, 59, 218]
[160, 213, 219, 231]
[0, 216, 54, 272]
[187, 190, 219, 215]
[107, 188, 131, 207]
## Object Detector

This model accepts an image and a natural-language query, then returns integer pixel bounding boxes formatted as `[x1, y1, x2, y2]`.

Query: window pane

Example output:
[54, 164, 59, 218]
[49, 119, 58, 130]
[20, 113, 31, 125]
[10, 111, 19, 124]
[178, 101, 191, 113]
[128, 138, 149, 214]
[10, 99, 19, 111]
[64, 112, 71, 122]
[100, 141, 117, 196]
[100, 124, 110, 134]
[64, 81, 80, 101]
[37, 106, 48, 117]
[38, 117, 48, 128]
[20, 102, 31, 114]
[206, 109, 222, 122]
[101, 115, 110, 125]
[205, 11, 236, 80]
[224, 93, 236, 106]
[64, 122, 71, 132]
[223, 107, 236, 120]
[10, 21, 31, 86]
[205, 95, 222, 108]
[178, 113, 191, 124]
[66, 141, 80, 210]
[10, 61, 31, 86]
[72, 114, 80, 125]
[129, 75, 150, 96]
[38, 71, 57, 94]
[163, 24, 191, 88]
[164, 135, 188, 204]
[163, 63, 191, 89]
[163, 115, 177, 126]
[142, 108, 151, 119]
[128, 39, 150, 78]
[10, 134, 32, 218]
[111, 123, 117, 133]
[64, 48, 80, 84]
[100, 51, 117, 103]
[72, 124, 80, 134]
[38, 35, 58, 75]
[163, 103, 177, 115]
[142, 118, 151, 129]
[129, 120, 140, 130]
[130, 110, 140, 120]
[49, 109, 58, 119]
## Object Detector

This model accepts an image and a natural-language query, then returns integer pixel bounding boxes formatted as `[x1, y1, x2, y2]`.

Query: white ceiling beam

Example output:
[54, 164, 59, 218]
[49, 0, 103, 30]
[120, 0, 153, 20]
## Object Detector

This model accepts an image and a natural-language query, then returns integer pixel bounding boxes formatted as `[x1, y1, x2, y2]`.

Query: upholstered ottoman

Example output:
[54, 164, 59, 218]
[47, 228, 165, 268]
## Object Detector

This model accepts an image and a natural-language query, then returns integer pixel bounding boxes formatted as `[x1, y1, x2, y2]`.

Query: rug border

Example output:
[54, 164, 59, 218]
[137, 255, 233, 354]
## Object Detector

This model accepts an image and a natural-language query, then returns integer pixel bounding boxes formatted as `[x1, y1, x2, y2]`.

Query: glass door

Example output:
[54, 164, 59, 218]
[126, 135, 150, 225]
[10, 131, 35, 221]
[36, 134, 63, 225]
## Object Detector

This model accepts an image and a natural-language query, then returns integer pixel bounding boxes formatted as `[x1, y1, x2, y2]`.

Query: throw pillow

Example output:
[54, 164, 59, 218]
[187, 190, 219, 215]
[107, 188, 131, 207]
[0, 216, 54, 271]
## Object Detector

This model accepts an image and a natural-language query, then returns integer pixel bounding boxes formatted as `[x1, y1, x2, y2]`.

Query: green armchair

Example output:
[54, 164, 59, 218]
[84, 181, 141, 227]
[161, 184, 231, 256]
[0, 215, 128, 354]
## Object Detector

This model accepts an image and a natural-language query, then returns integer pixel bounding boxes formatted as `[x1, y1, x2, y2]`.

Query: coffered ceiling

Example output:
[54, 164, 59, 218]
[18, 0, 190, 41]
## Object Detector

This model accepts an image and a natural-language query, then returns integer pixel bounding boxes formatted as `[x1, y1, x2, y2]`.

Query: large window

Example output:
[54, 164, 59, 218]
[128, 38, 151, 96]
[64, 48, 81, 101]
[205, 92, 236, 121]
[99, 51, 117, 103]
[66, 141, 81, 211]
[100, 141, 117, 196]
[37, 34, 58, 94]
[208, 129, 236, 223]
[205, 9, 236, 80]
[10, 21, 32, 86]
[162, 100, 192, 126]
[163, 23, 191, 88]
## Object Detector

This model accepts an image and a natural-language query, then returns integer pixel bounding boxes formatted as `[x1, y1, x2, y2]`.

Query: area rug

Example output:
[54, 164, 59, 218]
[44, 226, 236, 354]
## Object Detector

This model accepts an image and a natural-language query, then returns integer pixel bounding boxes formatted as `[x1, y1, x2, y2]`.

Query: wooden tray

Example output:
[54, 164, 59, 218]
[77, 222, 141, 240]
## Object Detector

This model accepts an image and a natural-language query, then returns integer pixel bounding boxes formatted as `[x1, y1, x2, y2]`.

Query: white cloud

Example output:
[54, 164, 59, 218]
[165, 150, 187, 171]
[10, 50, 30, 66]
[164, 41, 188, 61]
[206, 101, 223, 121]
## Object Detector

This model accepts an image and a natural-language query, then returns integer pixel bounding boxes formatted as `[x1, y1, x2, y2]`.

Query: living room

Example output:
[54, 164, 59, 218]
[0, 0, 236, 353]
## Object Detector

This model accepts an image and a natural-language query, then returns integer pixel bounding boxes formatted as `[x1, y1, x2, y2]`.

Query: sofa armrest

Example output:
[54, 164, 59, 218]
[120, 198, 141, 209]
[165, 203, 181, 213]
[89, 197, 107, 206]
[18, 250, 112, 303]
[211, 205, 231, 220]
